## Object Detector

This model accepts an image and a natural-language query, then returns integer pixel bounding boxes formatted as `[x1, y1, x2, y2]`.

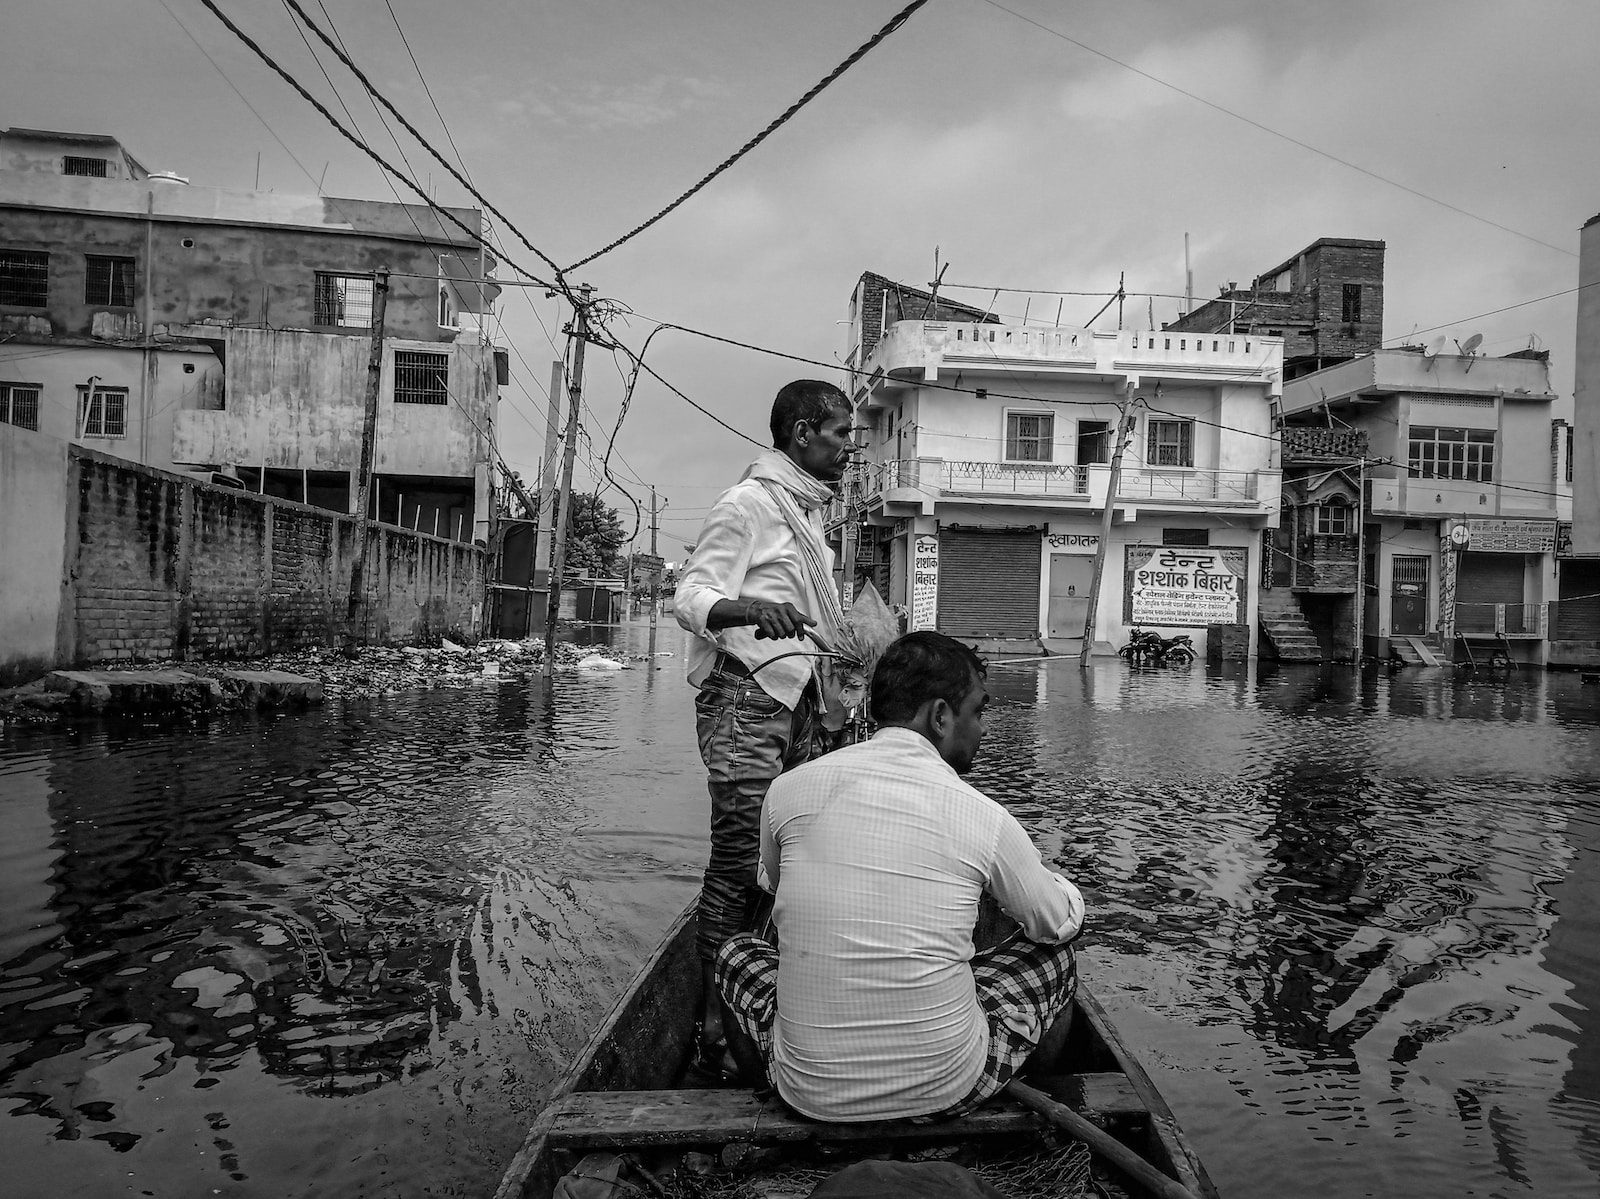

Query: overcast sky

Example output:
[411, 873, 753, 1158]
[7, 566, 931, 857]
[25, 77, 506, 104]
[5, 0, 1598, 557]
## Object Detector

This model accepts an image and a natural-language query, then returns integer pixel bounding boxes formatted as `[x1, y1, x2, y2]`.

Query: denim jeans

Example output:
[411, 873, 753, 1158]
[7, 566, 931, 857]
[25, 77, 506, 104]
[694, 661, 818, 961]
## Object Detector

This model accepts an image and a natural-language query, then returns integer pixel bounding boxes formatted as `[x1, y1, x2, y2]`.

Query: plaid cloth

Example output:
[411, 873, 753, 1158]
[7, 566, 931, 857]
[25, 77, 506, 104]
[714, 930, 1077, 1116]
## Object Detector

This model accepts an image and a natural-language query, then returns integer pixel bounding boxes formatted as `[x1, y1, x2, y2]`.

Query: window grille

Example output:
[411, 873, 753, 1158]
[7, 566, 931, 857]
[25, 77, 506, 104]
[394, 350, 449, 405]
[1408, 425, 1495, 482]
[1147, 419, 1194, 467]
[63, 155, 109, 177]
[1342, 283, 1362, 324]
[81, 386, 128, 437]
[1, 383, 41, 430]
[313, 272, 375, 327]
[85, 255, 136, 306]
[1005, 412, 1053, 461]
[0, 249, 49, 307]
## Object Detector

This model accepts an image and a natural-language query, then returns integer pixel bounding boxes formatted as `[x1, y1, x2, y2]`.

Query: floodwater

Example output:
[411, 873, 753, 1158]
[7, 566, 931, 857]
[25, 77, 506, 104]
[2, 623, 1599, 1199]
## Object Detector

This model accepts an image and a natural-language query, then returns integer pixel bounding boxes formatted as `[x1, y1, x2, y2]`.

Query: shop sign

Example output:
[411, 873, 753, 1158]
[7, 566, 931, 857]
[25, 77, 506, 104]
[1466, 518, 1555, 553]
[1123, 545, 1249, 627]
[910, 534, 939, 631]
[1047, 533, 1099, 553]
[1556, 521, 1573, 558]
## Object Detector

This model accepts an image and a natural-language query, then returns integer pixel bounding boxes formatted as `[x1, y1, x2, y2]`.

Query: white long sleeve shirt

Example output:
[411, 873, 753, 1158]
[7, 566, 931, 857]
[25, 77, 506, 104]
[758, 727, 1085, 1121]
[673, 477, 833, 710]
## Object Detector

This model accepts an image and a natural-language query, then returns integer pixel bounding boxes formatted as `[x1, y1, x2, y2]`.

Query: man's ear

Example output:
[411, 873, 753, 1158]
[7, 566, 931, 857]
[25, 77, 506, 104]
[927, 696, 953, 740]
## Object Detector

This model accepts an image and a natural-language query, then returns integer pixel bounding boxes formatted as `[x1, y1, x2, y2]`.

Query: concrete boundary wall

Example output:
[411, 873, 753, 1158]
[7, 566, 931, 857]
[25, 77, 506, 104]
[2, 445, 484, 681]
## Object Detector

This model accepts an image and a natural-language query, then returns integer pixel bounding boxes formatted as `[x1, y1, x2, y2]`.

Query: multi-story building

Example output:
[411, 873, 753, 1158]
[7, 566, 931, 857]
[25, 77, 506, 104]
[1558, 209, 1600, 664]
[837, 272, 1284, 658]
[0, 127, 501, 542]
[1169, 238, 1385, 381]
[1280, 345, 1568, 665]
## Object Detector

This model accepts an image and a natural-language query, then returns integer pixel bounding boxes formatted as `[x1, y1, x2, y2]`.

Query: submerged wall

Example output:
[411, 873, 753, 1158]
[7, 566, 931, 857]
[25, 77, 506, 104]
[2, 445, 485, 681]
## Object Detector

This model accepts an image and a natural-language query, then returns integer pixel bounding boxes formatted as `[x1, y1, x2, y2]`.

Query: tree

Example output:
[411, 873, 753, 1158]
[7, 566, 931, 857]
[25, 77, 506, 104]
[561, 492, 626, 578]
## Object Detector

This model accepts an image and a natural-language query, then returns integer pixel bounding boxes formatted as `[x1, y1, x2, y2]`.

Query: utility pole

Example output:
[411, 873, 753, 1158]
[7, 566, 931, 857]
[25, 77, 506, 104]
[345, 267, 390, 645]
[529, 358, 565, 637]
[1116, 271, 1125, 331]
[543, 285, 593, 677]
[1079, 385, 1137, 668]
[649, 487, 662, 625]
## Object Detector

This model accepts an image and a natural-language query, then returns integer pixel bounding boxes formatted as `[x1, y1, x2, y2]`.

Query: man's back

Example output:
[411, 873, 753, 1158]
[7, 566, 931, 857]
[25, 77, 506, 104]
[761, 728, 1078, 1120]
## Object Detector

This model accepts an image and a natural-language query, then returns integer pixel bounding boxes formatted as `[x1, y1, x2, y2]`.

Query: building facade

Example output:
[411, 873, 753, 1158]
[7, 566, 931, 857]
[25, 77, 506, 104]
[836, 273, 1284, 658]
[1281, 347, 1568, 666]
[1558, 210, 1600, 663]
[1169, 238, 1385, 381]
[0, 128, 502, 544]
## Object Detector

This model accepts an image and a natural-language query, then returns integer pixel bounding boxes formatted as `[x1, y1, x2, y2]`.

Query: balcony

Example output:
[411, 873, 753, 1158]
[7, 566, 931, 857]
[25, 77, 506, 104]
[829, 457, 1280, 521]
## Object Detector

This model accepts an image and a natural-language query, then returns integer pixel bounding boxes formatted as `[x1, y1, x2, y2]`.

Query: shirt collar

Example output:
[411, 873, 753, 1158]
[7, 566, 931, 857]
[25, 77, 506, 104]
[870, 725, 956, 775]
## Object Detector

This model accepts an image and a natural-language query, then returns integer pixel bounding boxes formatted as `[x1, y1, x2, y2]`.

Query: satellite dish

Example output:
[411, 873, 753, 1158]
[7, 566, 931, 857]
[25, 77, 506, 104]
[1458, 332, 1483, 356]
[1422, 334, 1446, 370]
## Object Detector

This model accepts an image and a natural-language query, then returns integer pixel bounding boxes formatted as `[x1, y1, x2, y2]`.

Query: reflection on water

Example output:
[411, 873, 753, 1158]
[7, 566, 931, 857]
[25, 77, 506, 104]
[3, 629, 1600, 1198]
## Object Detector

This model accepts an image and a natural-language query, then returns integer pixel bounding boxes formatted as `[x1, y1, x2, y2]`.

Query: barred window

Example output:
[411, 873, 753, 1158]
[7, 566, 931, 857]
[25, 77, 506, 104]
[1408, 425, 1494, 482]
[1342, 283, 1361, 324]
[63, 156, 109, 177]
[1, 383, 41, 431]
[85, 255, 136, 306]
[313, 272, 375, 327]
[80, 385, 128, 437]
[1004, 412, 1053, 462]
[0, 249, 49, 307]
[394, 350, 449, 405]
[1147, 418, 1194, 467]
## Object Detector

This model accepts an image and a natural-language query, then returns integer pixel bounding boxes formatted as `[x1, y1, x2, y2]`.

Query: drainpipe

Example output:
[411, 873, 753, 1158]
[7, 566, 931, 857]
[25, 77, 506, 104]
[141, 190, 155, 465]
[1353, 456, 1365, 662]
[1494, 387, 1505, 517]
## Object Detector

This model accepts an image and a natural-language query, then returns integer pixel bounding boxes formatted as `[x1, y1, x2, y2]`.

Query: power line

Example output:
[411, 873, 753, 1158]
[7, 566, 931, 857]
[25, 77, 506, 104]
[280, 0, 571, 290]
[980, 0, 1576, 259]
[566, 0, 929, 271]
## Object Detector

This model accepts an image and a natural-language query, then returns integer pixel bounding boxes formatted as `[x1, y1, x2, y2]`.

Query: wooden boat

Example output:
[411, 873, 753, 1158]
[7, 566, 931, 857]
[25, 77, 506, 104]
[495, 901, 1218, 1199]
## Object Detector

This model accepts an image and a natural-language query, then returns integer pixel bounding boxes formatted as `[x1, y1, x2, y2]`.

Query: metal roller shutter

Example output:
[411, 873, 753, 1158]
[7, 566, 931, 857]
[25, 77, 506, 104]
[1455, 554, 1524, 633]
[937, 529, 1041, 638]
[1557, 562, 1600, 639]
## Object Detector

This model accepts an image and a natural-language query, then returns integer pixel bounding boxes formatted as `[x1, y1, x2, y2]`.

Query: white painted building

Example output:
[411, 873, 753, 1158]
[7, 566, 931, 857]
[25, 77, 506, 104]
[836, 274, 1284, 658]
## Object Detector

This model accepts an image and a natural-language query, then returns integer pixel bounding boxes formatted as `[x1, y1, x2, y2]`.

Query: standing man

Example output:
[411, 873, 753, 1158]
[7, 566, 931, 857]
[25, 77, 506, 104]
[674, 378, 857, 1071]
[714, 631, 1086, 1119]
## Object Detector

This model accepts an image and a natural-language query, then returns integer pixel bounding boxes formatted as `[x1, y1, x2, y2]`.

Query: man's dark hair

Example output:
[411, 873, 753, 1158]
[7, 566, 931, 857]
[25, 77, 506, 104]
[770, 379, 849, 448]
[869, 631, 986, 725]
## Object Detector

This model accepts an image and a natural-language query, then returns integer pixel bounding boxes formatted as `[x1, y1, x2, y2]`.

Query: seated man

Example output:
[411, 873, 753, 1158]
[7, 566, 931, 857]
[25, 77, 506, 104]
[714, 631, 1085, 1121]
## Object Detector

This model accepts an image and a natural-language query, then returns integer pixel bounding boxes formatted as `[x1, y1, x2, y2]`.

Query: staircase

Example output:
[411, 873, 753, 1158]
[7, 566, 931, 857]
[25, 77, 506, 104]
[1390, 635, 1444, 667]
[1257, 590, 1323, 662]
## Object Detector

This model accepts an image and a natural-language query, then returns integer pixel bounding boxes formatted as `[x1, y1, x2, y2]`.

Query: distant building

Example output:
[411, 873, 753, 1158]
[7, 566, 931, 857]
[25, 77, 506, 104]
[1169, 238, 1385, 381]
[1281, 345, 1568, 666]
[836, 270, 1283, 659]
[0, 128, 502, 542]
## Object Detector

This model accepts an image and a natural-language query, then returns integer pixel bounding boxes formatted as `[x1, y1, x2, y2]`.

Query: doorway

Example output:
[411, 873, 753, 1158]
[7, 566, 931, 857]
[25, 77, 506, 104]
[1391, 555, 1430, 636]
[1047, 554, 1094, 638]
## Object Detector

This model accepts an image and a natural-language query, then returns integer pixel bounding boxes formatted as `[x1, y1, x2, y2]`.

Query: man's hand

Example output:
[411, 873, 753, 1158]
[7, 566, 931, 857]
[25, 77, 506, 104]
[745, 599, 816, 640]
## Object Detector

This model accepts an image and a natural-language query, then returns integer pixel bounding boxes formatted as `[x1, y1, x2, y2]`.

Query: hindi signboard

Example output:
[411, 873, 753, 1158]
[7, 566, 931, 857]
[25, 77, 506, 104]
[1465, 518, 1556, 553]
[910, 534, 939, 631]
[631, 552, 665, 576]
[1123, 545, 1249, 627]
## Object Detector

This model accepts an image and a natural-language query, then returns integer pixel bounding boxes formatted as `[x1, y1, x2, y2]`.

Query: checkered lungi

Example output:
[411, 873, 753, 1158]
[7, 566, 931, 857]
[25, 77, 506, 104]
[714, 930, 1077, 1116]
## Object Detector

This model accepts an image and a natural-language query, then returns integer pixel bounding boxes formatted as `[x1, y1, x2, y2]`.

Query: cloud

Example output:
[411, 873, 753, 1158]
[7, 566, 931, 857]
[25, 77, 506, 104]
[498, 75, 730, 131]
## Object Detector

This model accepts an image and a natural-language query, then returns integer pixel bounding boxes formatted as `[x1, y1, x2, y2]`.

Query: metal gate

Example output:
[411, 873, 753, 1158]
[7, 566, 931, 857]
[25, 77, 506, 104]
[1456, 554, 1525, 634]
[1391, 555, 1430, 636]
[938, 529, 1041, 638]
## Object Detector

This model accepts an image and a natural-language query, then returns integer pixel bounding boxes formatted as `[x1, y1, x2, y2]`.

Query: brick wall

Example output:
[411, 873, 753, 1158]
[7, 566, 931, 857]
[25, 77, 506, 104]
[61, 447, 484, 667]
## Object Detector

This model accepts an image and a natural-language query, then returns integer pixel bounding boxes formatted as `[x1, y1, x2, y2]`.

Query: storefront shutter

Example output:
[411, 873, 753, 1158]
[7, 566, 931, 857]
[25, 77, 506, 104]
[1455, 554, 1525, 634]
[937, 529, 1041, 638]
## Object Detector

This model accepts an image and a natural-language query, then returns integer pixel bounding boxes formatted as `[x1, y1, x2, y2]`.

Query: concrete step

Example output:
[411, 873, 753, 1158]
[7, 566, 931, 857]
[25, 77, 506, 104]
[46, 669, 223, 714]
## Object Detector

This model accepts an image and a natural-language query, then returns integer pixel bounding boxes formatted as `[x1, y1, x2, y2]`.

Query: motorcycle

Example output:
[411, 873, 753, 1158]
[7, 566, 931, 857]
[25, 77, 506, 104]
[1117, 625, 1196, 665]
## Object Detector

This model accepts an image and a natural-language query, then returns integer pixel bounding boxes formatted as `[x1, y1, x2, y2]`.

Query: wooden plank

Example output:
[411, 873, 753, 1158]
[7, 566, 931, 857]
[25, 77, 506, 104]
[543, 1073, 1146, 1152]
[546, 1088, 1038, 1150]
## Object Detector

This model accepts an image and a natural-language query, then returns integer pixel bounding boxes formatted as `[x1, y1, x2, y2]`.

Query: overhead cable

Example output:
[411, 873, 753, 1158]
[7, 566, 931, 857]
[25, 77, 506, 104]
[566, 0, 929, 271]
[980, 0, 1574, 258]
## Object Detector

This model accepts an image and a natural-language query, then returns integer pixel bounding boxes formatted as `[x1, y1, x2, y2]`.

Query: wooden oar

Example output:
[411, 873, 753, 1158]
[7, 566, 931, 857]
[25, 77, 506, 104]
[1006, 1080, 1198, 1199]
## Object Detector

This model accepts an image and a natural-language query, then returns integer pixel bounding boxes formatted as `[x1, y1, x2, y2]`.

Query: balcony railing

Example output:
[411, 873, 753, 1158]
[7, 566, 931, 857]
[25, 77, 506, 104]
[940, 459, 1088, 497]
[1116, 468, 1260, 503]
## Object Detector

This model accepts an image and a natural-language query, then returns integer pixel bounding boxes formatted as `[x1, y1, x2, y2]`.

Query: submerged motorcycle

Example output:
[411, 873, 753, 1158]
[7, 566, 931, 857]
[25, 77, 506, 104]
[1117, 625, 1196, 665]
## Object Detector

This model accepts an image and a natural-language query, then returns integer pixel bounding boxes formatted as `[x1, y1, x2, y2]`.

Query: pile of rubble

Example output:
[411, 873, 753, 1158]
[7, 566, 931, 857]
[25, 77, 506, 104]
[0, 639, 641, 726]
